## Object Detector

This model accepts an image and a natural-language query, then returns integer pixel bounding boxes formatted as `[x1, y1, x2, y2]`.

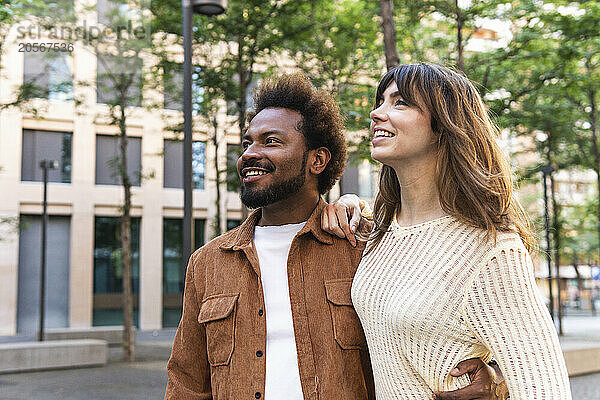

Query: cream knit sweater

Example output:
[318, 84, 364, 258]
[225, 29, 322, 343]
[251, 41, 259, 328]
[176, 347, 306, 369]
[352, 215, 571, 399]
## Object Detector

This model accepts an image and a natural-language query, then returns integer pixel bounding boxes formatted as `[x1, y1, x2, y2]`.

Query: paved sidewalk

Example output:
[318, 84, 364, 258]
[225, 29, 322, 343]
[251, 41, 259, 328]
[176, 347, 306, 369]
[0, 330, 175, 400]
[0, 360, 168, 400]
[558, 313, 600, 347]
[1, 318, 599, 399]
[1, 355, 598, 399]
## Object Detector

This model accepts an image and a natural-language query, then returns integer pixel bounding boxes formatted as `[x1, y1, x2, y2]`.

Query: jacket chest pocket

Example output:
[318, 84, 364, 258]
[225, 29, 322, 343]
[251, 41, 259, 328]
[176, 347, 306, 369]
[198, 293, 239, 366]
[325, 279, 364, 350]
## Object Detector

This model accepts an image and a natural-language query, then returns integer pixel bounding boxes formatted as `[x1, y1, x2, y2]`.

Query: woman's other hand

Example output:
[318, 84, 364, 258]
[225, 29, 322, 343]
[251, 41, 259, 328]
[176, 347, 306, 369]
[321, 194, 362, 247]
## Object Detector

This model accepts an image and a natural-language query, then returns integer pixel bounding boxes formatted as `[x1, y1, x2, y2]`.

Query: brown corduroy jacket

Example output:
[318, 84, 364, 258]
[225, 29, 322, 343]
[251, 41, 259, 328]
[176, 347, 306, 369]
[164, 199, 375, 400]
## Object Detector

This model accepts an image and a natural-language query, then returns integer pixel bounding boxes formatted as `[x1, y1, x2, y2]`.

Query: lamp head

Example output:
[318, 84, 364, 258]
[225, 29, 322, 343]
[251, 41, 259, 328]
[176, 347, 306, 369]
[191, 0, 226, 15]
[541, 164, 555, 175]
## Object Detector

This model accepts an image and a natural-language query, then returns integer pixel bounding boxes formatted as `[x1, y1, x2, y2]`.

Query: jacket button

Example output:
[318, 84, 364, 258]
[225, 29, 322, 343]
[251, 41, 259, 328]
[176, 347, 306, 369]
[258, 309, 264, 316]
[254, 392, 261, 399]
[256, 350, 263, 357]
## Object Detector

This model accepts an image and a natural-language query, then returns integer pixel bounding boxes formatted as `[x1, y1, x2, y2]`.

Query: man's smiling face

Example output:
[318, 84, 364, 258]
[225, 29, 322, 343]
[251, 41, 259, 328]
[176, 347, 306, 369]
[237, 107, 309, 209]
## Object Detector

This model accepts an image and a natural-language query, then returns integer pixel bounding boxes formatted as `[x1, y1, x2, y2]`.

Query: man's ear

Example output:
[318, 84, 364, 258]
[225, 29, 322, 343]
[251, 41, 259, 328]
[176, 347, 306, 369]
[308, 147, 331, 175]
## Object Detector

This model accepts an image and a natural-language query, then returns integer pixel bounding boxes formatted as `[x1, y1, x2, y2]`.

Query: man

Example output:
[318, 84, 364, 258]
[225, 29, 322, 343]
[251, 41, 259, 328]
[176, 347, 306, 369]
[164, 73, 505, 399]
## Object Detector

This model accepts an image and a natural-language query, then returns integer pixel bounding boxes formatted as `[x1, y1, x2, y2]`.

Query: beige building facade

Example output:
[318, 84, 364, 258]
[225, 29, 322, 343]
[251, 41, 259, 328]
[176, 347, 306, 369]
[0, 10, 247, 335]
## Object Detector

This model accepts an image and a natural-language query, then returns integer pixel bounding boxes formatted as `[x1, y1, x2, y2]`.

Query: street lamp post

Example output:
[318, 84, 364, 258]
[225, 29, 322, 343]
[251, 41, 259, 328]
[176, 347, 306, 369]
[38, 159, 57, 342]
[182, 0, 227, 266]
[541, 164, 555, 323]
[548, 167, 563, 335]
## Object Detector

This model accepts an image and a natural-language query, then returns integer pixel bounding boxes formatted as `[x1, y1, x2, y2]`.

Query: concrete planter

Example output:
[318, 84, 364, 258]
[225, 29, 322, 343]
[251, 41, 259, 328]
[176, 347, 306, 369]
[0, 339, 107, 374]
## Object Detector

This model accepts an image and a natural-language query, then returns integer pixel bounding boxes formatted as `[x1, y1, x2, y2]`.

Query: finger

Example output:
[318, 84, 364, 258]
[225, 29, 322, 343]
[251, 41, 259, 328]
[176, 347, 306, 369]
[323, 205, 343, 237]
[434, 383, 487, 400]
[346, 206, 360, 248]
[328, 206, 346, 238]
[434, 383, 491, 400]
[330, 225, 346, 239]
[451, 358, 483, 376]
[335, 204, 356, 246]
[489, 362, 504, 383]
[349, 204, 361, 233]
[433, 387, 467, 400]
[321, 208, 329, 232]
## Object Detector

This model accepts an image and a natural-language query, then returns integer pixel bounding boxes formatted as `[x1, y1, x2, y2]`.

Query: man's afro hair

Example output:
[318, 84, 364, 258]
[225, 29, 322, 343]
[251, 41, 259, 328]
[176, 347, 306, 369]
[245, 73, 347, 194]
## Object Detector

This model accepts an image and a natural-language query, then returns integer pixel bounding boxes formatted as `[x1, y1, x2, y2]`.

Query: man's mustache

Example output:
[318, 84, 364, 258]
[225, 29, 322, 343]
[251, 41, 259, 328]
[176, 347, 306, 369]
[239, 160, 275, 175]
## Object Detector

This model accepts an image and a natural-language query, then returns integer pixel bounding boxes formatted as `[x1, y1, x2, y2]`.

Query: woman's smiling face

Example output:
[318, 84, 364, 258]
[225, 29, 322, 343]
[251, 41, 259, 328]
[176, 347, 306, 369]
[369, 81, 437, 167]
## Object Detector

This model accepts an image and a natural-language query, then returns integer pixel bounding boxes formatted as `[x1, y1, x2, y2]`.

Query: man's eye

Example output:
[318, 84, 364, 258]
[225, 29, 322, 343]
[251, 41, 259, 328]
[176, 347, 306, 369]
[242, 142, 250, 149]
[265, 138, 278, 144]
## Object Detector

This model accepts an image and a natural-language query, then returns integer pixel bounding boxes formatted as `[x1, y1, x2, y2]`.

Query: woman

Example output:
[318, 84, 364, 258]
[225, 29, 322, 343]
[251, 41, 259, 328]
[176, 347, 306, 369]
[322, 63, 571, 399]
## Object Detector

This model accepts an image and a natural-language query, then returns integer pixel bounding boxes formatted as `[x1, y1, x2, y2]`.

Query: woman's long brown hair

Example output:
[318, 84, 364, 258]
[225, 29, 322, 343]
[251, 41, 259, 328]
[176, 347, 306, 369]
[363, 63, 536, 253]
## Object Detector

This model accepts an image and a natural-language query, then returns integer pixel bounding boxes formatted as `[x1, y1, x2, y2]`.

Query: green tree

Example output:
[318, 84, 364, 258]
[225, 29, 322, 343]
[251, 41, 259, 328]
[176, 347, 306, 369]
[552, 2, 600, 264]
[152, 0, 333, 217]
[380, 0, 400, 69]
[380, 0, 509, 72]
[196, 66, 230, 238]
[83, 0, 152, 361]
[425, 0, 507, 72]
[153, 0, 323, 140]
[482, 2, 600, 268]
[288, 0, 381, 129]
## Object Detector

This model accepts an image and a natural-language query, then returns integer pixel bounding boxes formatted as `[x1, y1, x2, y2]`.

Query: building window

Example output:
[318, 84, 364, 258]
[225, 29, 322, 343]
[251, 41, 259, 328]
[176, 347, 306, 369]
[95, 134, 142, 186]
[23, 52, 73, 101]
[163, 139, 205, 189]
[97, 54, 142, 107]
[163, 63, 204, 113]
[163, 62, 183, 111]
[226, 143, 240, 192]
[17, 215, 70, 334]
[226, 100, 237, 116]
[162, 218, 205, 327]
[21, 129, 72, 183]
[93, 216, 140, 326]
[28, 0, 74, 18]
[227, 219, 241, 231]
[97, 0, 132, 25]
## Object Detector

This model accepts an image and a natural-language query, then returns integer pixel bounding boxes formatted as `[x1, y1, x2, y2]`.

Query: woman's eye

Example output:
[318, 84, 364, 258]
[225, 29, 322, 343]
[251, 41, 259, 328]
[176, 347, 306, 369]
[394, 99, 408, 107]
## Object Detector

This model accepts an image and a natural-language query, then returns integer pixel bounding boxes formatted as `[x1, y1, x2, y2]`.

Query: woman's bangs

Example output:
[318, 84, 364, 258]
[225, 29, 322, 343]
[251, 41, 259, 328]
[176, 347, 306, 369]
[394, 65, 423, 109]
[374, 70, 395, 108]
[374, 64, 424, 110]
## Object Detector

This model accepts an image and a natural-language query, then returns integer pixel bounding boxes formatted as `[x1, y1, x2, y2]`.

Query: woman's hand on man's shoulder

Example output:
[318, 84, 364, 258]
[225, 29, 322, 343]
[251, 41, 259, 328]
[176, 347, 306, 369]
[321, 194, 363, 247]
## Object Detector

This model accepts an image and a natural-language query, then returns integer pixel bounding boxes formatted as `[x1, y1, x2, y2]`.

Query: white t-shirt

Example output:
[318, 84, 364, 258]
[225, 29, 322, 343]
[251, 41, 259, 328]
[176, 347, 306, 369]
[253, 221, 306, 400]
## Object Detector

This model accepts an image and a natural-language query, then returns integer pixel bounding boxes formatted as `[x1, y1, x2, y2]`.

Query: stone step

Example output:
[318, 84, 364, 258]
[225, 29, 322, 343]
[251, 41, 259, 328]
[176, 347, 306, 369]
[44, 326, 131, 346]
[563, 345, 600, 377]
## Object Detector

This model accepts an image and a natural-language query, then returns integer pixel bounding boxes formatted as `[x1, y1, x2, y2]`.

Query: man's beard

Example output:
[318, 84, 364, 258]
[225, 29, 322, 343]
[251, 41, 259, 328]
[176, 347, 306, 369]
[240, 152, 308, 209]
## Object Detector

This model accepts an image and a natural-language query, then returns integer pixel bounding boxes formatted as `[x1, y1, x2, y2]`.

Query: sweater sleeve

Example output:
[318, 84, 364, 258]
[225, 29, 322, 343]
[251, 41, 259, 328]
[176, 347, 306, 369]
[462, 244, 572, 400]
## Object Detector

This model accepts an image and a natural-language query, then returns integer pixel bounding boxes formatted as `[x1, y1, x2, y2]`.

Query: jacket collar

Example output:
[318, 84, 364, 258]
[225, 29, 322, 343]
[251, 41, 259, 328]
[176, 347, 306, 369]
[219, 198, 334, 250]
